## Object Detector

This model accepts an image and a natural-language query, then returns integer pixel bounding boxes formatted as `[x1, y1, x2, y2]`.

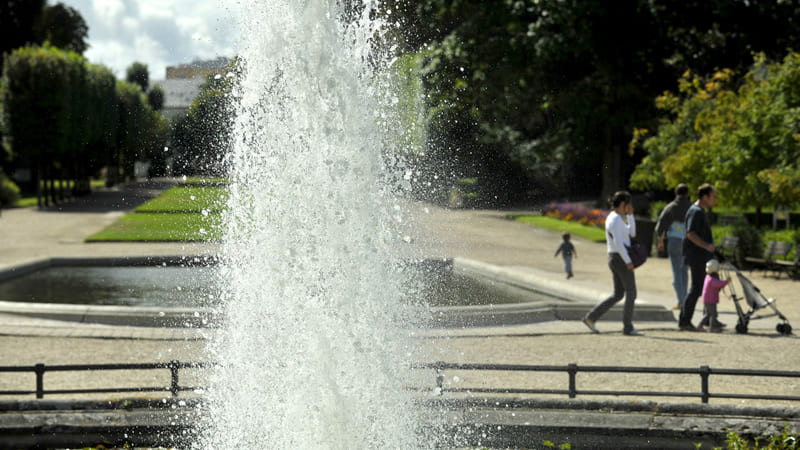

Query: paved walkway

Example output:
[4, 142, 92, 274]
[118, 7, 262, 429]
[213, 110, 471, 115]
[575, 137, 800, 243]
[0, 181, 797, 407]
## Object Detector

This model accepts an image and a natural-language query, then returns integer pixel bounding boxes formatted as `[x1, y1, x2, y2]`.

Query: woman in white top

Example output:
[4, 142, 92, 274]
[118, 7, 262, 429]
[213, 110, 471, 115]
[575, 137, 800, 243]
[583, 190, 643, 336]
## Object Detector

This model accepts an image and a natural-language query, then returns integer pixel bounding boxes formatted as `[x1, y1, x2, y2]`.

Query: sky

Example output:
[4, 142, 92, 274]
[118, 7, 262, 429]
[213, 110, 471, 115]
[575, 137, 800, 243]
[57, 0, 243, 81]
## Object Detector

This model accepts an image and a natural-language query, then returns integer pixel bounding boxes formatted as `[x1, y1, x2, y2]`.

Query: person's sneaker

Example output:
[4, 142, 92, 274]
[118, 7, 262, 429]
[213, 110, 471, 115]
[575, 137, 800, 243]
[679, 324, 697, 332]
[709, 326, 723, 333]
[583, 317, 599, 334]
[696, 325, 705, 332]
[624, 329, 644, 336]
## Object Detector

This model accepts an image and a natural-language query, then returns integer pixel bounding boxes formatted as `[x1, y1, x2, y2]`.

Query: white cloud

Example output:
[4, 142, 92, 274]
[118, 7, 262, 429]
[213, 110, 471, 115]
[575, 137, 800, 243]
[92, 0, 124, 24]
[60, 0, 243, 81]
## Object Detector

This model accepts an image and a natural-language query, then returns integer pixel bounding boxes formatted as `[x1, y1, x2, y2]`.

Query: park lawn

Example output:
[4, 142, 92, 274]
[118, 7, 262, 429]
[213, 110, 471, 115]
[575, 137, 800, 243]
[85, 212, 222, 242]
[135, 186, 228, 213]
[508, 214, 607, 242]
[86, 185, 229, 242]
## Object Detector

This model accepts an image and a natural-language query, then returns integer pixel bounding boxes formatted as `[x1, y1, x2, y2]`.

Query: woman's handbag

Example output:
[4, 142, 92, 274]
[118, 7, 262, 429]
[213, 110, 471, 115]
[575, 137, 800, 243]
[626, 238, 649, 268]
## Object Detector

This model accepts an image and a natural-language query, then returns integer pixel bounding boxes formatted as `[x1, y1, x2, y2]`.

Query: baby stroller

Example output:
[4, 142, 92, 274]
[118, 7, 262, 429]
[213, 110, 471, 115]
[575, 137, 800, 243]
[718, 257, 792, 335]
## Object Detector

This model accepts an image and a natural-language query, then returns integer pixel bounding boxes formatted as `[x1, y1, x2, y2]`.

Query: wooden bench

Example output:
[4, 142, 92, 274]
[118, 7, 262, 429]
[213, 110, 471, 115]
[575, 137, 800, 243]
[773, 243, 800, 279]
[744, 241, 793, 277]
[717, 236, 739, 262]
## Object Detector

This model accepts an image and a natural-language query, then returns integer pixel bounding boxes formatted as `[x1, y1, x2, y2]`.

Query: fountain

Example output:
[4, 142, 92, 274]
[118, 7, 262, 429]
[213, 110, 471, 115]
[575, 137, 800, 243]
[197, 1, 433, 447]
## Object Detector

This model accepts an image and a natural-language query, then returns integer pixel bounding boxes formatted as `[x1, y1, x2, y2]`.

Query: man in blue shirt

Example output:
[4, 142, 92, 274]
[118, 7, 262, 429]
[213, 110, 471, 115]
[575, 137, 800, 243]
[655, 184, 691, 310]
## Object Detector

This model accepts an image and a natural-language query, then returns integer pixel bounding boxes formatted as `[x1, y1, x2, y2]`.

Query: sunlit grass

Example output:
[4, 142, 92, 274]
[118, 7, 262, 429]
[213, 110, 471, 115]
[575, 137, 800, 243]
[135, 186, 228, 213]
[508, 214, 607, 242]
[85, 212, 222, 242]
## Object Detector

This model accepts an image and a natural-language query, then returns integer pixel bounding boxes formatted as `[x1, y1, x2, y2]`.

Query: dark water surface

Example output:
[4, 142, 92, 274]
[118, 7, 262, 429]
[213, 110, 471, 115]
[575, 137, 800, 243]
[0, 264, 546, 308]
[0, 266, 220, 307]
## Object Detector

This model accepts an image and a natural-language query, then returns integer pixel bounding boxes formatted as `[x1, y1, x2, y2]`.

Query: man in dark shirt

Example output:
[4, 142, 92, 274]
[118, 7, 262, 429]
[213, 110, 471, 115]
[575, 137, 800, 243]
[679, 183, 717, 331]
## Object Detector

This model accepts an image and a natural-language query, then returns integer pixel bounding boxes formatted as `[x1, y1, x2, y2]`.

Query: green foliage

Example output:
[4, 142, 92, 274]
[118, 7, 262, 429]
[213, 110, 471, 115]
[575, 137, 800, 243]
[171, 61, 238, 176]
[543, 440, 571, 449]
[125, 62, 149, 91]
[1, 44, 167, 198]
[386, 51, 427, 158]
[85, 212, 221, 242]
[0, 169, 20, 206]
[730, 224, 763, 263]
[392, 0, 800, 202]
[147, 84, 164, 111]
[700, 424, 800, 450]
[135, 186, 228, 213]
[632, 52, 800, 210]
[88, 186, 226, 241]
[0, 0, 46, 62]
[1, 45, 69, 158]
[33, 3, 88, 54]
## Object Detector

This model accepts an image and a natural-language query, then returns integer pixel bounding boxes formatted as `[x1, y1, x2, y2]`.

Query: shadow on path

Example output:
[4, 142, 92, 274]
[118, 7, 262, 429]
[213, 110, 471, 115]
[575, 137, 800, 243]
[37, 179, 178, 214]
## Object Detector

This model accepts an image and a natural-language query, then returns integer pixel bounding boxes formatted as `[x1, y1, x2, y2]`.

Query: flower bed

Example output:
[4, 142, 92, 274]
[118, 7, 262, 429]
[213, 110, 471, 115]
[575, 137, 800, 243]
[544, 202, 608, 228]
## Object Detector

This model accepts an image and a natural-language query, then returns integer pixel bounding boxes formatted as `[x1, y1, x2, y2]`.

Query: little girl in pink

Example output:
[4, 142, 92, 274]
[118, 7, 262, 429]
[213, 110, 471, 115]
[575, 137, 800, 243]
[698, 259, 730, 332]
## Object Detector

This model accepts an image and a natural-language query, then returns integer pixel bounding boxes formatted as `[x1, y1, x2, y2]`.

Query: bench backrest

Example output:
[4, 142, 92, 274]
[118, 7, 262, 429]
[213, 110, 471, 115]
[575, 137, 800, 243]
[768, 241, 792, 260]
[719, 236, 739, 250]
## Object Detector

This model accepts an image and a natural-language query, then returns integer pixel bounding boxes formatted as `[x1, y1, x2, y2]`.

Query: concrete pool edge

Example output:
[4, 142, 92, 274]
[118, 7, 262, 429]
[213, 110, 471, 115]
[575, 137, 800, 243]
[0, 397, 795, 449]
[0, 256, 217, 328]
[0, 256, 674, 329]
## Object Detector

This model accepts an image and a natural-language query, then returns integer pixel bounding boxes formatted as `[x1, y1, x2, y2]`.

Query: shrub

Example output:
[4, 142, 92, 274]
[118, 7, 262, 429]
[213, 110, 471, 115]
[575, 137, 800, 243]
[0, 171, 21, 207]
[715, 424, 799, 449]
[732, 223, 763, 264]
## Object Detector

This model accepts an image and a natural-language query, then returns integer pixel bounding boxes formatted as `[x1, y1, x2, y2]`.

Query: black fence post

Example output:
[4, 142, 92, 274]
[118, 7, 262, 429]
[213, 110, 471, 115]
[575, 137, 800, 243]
[169, 361, 180, 397]
[34, 364, 45, 399]
[568, 363, 578, 398]
[700, 365, 710, 403]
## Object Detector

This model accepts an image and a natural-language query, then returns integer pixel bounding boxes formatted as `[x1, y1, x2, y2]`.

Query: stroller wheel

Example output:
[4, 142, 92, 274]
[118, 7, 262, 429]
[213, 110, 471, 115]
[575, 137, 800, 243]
[736, 321, 748, 334]
[777, 323, 792, 335]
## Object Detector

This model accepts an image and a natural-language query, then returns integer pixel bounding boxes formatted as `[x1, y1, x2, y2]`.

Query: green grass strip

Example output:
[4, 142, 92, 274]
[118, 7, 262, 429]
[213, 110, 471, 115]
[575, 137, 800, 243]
[135, 186, 228, 213]
[85, 212, 222, 242]
[508, 214, 607, 242]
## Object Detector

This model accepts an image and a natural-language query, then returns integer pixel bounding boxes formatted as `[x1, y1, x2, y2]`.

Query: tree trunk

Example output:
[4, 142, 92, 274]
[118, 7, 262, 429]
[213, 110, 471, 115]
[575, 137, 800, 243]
[35, 158, 42, 209]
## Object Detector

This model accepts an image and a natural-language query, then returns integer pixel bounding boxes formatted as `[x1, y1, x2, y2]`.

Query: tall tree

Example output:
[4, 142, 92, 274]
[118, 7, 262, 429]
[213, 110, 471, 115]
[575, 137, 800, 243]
[632, 52, 800, 211]
[147, 84, 165, 111]
[0, 0, 46, 59]
[0, 0, 46, 167]
[34, 3, 88, 54]
[126, 62, 149, 92]
[172, 71, 236, 176]
[396, 0, 800, 203]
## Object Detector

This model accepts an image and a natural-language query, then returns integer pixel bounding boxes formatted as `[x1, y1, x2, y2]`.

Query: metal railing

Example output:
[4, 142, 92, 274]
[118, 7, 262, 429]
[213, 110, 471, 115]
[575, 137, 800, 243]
[0, 361, 212, 399]
[419, 362, 800, 404]
[2, 360, 798, 404]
